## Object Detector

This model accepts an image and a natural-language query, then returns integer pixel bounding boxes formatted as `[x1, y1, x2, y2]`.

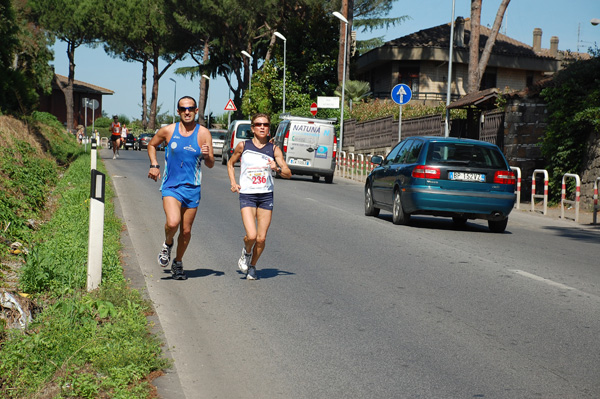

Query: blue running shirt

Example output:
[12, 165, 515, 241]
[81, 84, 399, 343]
[161, 123, 203, 191]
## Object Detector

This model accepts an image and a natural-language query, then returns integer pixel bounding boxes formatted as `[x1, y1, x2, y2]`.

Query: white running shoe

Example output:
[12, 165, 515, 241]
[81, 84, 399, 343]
[238, 248, 251, 273]
[247, 266, 257, 280]
[113, 155, 116, 159]
[157, 242, 172, 267]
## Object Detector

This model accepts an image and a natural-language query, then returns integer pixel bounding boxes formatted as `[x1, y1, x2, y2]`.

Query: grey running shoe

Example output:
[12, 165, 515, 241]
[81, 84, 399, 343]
[238, 248, 251, 273]
[247, 266, 257, 280]
[158, 242, 172, 267]
[171, 260, 187, 280]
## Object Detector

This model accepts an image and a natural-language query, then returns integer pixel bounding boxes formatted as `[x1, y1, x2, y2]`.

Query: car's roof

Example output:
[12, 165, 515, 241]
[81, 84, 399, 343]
[403, 136, 498, 147]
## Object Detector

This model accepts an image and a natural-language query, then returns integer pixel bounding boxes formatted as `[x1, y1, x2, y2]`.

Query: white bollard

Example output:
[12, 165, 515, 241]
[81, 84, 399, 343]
[90, 138, 97, 170]
[87, 170, 105, 291]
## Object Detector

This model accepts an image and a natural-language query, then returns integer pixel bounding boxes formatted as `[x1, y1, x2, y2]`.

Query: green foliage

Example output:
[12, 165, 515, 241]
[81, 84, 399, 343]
[28, 111, 83, 164]
[0, 282, 168, 398]
[0, 115, 167, 398]
[20, 155, 123, 294]
[540, 55, 600, 201]
[348, 98, 465, 122]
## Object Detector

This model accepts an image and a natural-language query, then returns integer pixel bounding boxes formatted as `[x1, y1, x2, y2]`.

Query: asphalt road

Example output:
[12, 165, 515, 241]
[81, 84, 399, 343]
[102, 148, 600, 399]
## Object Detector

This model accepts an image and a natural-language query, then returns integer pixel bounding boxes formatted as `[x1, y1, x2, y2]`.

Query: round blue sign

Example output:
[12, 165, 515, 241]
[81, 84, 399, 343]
[391, 84, 412, 105]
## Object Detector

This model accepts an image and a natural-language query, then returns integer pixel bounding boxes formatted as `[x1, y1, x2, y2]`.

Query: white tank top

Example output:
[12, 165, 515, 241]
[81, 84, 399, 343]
[239, 140, 275, 194]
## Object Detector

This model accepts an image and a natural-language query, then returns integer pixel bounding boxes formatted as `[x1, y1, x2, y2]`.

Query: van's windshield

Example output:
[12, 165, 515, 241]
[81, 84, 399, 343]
[236, 124, 252, 139]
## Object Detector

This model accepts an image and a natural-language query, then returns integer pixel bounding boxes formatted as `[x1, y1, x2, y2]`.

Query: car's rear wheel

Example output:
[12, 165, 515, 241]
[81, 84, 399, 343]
[392, 189, 409, 225]
[365, 185, 380, 217]
[324, 174, 333, 184]
[488, 218, 508, 233]
[221, 152, 228, 165]
[452, 216, 468, 226]
[312, 175, 320, 182]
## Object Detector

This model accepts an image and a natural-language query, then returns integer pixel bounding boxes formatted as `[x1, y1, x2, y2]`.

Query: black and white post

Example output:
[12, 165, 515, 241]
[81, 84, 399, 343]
[87, 169, 105, 291]
[90, 137, 97, 170]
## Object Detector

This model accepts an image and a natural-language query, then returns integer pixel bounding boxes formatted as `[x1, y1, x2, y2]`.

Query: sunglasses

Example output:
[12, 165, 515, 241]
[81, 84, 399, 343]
[253, 122, 270, 127]
[178, 106, 197, 112]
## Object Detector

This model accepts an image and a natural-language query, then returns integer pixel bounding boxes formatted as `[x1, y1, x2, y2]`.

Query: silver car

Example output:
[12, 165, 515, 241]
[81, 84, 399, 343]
[209, 128, 227, 157]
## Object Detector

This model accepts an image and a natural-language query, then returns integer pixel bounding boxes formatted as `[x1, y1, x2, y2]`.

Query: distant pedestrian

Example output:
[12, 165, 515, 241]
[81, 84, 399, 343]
[110, 115, 121, 159]
[120, 124, 128, 149]
[147, 96, 215, 280]
[227, 113, 291, 280]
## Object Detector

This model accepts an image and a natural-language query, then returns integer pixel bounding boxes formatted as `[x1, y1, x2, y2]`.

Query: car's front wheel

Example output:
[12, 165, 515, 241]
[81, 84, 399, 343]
[365, 185, 380, 217]
[488, 218, 508, 233]
[392, 189, 410, 225]
[221, 152, 228, 165]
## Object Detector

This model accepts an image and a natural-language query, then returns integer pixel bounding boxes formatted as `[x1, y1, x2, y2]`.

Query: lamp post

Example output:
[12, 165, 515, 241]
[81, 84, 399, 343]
[274, 32, 287, 114]
[332, 11, 348, 152]
[169, 78, 176, 123]
[241, 50, 253, 98]
[202, 74, 210, 128]
[444, 0, 456, 137]
[591, 18, 600, 26]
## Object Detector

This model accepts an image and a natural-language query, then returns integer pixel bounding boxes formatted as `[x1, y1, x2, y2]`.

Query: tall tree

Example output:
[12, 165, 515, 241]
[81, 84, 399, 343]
[336, 0, 406, 84]
[467, 0, 511, 92]
[102, 0, 188, 130]
[28, 0, 102, 131]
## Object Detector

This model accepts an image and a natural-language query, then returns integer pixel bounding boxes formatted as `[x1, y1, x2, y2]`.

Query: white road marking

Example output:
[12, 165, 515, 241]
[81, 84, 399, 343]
[511, 269, 575, 291]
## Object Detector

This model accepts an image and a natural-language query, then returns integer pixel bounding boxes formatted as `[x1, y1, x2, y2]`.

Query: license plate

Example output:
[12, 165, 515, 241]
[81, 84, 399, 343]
[449, 171, 485, 182]
[289, 158, 311, 166]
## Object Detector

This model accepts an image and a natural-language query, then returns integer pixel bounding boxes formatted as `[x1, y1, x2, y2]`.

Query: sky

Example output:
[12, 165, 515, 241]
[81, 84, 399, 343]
[50, 0, 600, 122]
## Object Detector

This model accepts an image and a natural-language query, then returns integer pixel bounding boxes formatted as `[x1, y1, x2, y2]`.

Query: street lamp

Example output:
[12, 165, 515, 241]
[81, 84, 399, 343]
[332, 11, 348, 152]
[169, 78, 176, 123]
[274, 32, 287, 114]
[202, 74, 210, 128]
[444, 0, 456, 137]
[241, 50, 253, 97]
[592, 18, 600, 26]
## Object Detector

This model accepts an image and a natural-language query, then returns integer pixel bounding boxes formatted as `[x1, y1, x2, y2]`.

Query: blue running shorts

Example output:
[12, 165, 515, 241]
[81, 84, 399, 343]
[239, 192, 274, 210]
[162, 184, 201, 208]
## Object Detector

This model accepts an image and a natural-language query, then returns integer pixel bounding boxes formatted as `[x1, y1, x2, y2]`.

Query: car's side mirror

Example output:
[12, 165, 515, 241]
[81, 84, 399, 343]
[370, 155, 383, 165]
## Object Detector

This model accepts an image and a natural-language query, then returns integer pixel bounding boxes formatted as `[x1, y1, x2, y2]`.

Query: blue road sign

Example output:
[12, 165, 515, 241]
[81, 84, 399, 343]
[391, 84, 412, 105]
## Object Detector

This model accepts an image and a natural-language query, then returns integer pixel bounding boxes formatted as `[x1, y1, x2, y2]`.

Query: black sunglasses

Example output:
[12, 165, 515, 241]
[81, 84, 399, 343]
[253, 122, 270, 127]
[178, 106, 197, 112]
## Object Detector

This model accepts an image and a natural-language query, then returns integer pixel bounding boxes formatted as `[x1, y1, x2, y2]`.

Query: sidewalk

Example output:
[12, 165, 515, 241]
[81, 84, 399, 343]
[513, 202, 599, 230]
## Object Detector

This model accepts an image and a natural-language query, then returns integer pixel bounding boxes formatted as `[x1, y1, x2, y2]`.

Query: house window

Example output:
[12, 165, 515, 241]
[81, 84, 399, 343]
[398, 67, 419, 93]
[526, 71, 534, 87]
[481, 68, 497, 90]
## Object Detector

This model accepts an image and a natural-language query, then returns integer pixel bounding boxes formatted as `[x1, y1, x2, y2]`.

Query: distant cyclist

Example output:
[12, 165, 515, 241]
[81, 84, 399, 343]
[227, 113, 291, 280]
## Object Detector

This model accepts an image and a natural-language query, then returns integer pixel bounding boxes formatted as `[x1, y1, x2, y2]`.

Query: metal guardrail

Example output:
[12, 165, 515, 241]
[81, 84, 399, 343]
[510, 166, 521, 209]
[594, 177, 600, 225]
[531, 169, 548, 215]
[560, 173, 580, 222]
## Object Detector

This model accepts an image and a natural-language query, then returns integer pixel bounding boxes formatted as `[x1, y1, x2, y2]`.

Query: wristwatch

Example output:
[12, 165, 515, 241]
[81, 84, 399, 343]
[150, 165, 160, 169]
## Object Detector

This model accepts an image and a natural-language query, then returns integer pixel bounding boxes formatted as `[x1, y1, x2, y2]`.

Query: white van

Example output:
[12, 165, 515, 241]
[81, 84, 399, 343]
[272, 115, 337, 183]
[221, 119, 252, 165]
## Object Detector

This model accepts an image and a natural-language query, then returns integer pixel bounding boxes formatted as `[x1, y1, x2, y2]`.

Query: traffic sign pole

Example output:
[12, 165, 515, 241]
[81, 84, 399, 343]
[391, 84, 412, 142]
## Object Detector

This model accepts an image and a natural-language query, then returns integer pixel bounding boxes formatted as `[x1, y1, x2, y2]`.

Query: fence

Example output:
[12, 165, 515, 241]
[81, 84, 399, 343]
[344, 110, 504, 153]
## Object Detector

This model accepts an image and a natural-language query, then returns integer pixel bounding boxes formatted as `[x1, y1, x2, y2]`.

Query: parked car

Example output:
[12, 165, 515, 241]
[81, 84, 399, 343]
[209, 128, 227, 157]
[364, 136, 516, 232]
[123, 133, 137, 150]
[272, 115, 337, 183]
[221, 120, 252, 165]
[136, 133, 164, 151]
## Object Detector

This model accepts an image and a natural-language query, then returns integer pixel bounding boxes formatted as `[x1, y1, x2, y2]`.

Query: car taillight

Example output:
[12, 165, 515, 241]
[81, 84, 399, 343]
[333, 135, 337, 160]
[283, 129, 290, 153]
[494, 170, 516, 185]
[412, 165, 440, 179]
[230, 131, 235, 151]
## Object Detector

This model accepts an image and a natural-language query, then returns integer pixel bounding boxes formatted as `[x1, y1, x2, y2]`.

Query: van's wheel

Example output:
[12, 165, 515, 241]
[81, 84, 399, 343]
[221, 153, 227, 165]
[488, 218, 508, 233]
[365, 185, 380, 217]
[392, 189, 410, 225]
[324, 174, 333, 184]
[312, 175, 320, 182]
